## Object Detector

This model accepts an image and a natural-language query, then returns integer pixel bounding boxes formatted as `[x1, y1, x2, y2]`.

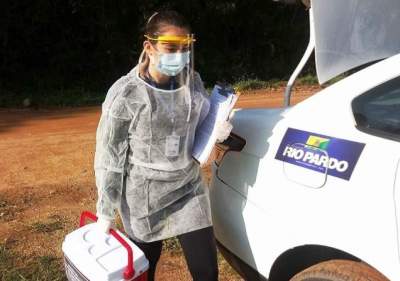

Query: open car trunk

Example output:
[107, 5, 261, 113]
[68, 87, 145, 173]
[312, 0, 400, 83]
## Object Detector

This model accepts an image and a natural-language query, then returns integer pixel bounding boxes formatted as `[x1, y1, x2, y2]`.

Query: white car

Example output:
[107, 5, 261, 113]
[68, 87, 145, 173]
[210, 1, 400, 280]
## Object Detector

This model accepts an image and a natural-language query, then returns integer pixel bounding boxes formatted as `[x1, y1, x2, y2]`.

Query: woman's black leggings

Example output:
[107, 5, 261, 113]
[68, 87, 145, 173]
[132, 226, 219, 281]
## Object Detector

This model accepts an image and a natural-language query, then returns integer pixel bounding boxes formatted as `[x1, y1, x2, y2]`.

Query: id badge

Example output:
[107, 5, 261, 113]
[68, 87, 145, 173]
[165, 135, 180, 157]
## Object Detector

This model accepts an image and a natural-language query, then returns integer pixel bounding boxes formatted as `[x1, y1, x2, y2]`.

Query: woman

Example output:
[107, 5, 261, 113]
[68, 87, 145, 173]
[94, 10, 231, 281]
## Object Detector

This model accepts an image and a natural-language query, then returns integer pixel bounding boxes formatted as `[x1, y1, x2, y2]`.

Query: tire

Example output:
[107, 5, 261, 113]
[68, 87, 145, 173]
[289, 259, 389, 281]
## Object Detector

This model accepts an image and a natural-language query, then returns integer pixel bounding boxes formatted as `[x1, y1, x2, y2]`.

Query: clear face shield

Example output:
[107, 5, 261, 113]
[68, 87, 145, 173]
[139, 34, 195, 91]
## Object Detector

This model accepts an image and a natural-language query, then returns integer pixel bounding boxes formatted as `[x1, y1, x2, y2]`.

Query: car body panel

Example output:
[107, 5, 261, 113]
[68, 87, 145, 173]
[210, 54, 400, 280]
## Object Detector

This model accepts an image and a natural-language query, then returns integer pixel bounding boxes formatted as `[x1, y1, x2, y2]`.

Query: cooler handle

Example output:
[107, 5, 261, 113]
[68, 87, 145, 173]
[79, 211, 135, 280]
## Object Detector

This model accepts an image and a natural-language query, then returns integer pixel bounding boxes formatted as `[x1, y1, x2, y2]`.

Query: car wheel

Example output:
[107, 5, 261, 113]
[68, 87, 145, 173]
[289, 259, 389, 281]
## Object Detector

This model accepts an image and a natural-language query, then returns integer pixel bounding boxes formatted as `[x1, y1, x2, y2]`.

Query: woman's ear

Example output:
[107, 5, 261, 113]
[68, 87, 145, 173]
[143, 41, 155, 65]
[143, 41, 153, 56]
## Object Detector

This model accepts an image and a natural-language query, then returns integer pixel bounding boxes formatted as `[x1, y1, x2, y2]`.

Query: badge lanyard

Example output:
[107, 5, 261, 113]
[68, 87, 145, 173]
[165, 85, 180, 157]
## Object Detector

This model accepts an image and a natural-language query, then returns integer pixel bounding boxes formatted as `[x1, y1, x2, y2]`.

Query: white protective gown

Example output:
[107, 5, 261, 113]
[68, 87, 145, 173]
[94, 66, 212, 242]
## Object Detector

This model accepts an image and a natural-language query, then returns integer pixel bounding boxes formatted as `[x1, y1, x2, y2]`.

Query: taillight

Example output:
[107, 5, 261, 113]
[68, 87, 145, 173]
[215, 132, 246, 166]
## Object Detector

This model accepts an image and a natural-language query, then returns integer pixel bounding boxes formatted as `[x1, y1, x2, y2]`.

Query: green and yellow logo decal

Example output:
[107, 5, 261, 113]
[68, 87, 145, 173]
[306, 135, 330, 150]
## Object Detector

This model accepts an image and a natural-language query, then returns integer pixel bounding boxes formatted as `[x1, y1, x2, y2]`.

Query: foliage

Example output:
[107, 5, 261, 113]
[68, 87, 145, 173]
[0, 88, 105, 107]
[234, 78, 283, 91]
[296, 74, 319, 85]
[0, 0, 310, 107]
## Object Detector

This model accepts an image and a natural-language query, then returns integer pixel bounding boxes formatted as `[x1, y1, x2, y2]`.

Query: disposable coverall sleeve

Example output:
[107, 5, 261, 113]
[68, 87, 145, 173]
[94, 89, 132, 221]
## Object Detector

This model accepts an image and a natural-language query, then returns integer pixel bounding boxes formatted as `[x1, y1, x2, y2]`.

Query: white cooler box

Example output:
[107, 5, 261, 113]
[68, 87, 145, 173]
[62, 211, 149, 281]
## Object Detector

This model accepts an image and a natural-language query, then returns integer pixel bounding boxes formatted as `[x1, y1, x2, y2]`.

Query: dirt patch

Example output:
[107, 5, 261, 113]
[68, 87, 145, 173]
[0, 85, 318, 280]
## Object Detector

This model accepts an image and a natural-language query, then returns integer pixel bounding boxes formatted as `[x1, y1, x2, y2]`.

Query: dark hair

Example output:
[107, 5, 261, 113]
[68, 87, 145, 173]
[145, 10, 191, 37]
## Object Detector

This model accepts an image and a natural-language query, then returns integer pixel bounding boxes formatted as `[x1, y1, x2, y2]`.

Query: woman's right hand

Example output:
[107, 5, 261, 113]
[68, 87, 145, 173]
[95, 216, 114, 234]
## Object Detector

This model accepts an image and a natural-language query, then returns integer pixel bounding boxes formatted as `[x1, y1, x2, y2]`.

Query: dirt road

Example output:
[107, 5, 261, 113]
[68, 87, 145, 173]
[0, 86, 317, 280]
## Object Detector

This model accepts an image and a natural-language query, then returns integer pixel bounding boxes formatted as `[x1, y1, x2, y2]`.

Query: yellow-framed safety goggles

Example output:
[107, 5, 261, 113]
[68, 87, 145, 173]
[144, 34, 196, 44]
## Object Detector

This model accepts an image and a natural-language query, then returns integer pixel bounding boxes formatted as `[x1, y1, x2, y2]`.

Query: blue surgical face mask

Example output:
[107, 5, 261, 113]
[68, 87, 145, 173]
[155, 51, 190, 76]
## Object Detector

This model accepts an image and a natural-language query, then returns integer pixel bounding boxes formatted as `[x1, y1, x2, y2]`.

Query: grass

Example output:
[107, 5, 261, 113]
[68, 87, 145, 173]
[30, 221, 63, 233]
[29, 215, 65, 233]
[0, 216, 67, 280]
[163, 237, 181, 253]
[0, 243, 66, 281]
[0, 196, 15, 222]
[217, 251, 242, 278]
[21, 256, 67, 281]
